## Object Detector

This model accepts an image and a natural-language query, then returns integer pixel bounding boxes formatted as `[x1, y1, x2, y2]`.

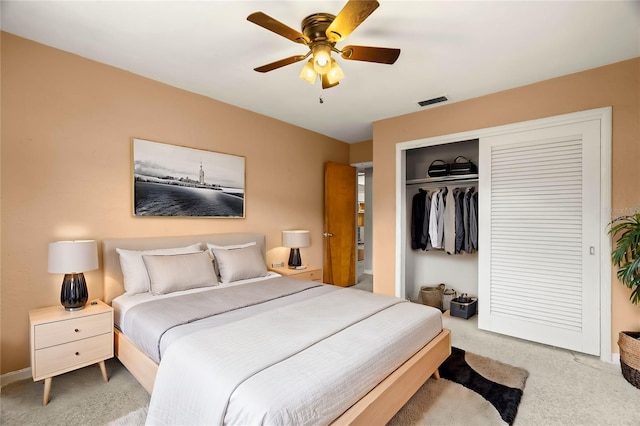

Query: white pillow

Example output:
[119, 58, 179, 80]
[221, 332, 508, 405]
[206, 242, 257, 280]
[142, 251, 217, 295]
[209, 244, 267, 283]
[116, 243, 201, 294]
[206, 241, 256, 252]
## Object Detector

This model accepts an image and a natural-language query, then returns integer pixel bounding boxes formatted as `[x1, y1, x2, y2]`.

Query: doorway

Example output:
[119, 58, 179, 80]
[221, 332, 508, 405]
[353, 163, 373, 292]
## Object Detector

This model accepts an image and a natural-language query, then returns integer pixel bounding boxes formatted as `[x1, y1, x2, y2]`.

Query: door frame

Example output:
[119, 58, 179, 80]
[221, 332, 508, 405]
[352, 161, 374, 277]
[395, 107, 612, 361]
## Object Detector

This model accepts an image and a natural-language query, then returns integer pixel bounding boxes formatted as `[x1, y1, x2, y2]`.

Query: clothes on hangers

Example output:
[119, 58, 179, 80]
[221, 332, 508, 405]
[411, 185, 477, 253]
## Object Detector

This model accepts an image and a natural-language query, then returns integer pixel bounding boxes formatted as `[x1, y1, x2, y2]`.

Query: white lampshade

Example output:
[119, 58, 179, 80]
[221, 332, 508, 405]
[48, 240, 99, 273]
[282, 230, 311, 249]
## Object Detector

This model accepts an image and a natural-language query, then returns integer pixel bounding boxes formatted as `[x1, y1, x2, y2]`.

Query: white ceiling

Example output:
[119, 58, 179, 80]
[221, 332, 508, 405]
[2, 1, 639, 143]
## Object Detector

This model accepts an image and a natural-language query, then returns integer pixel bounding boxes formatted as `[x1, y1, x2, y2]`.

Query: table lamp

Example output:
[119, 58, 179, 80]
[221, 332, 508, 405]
[282, 230, 311, 269]
[48, 240, 98, 311]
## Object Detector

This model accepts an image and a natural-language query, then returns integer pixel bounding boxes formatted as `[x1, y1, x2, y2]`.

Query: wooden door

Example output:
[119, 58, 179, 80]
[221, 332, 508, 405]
[478, 118, 601, 355]
[324, 162, 356, 286]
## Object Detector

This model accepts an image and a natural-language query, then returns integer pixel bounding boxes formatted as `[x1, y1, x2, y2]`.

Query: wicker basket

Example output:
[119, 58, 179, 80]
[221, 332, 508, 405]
[420, 284, 445, 309]
[618, 331, 640, 389]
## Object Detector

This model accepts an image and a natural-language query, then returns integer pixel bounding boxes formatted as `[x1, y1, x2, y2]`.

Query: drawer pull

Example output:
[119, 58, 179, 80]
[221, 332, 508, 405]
[75, 352, 80, 356]
[74, 329, 80, 333]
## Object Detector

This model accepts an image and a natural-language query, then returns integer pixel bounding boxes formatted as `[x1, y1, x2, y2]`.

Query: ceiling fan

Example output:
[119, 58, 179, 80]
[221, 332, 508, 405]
[247, 0, 400, 89]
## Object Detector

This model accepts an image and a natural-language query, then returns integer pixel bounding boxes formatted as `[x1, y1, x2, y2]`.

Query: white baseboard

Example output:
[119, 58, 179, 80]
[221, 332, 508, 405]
[1, 367, 32, 387]
[364, 269, 373, 275]
[611, 352, 620, 365]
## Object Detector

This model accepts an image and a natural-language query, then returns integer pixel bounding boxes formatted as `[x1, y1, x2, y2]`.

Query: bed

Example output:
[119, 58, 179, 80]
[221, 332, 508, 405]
[102, 233, 450, 425]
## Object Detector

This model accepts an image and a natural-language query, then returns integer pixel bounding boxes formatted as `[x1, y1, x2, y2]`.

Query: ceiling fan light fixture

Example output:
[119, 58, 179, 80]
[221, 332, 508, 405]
[326, 58, 344, 85]
[248, 1, 401, 88]
[312, 43, 332, 75]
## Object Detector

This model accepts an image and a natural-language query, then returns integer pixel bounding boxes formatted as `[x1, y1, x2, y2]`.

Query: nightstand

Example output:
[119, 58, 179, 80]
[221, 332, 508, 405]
[270, 266, 323, 282]
[29, 299, 114, 405]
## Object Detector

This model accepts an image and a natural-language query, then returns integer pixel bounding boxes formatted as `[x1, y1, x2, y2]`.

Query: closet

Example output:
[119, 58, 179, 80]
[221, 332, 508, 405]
[405, 139, 479, 302]
[396, 107, 612, 360]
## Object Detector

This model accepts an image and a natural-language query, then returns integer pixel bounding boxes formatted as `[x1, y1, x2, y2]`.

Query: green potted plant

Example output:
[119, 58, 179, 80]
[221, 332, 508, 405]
[608, 212, 640, 389]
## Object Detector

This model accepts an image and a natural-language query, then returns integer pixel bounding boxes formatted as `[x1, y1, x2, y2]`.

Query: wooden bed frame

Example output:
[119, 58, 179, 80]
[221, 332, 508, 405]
[103, 233, 451, 425]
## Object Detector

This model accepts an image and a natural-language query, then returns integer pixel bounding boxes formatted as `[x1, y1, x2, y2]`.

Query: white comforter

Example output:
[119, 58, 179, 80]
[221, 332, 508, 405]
[146, 287, 442, 425]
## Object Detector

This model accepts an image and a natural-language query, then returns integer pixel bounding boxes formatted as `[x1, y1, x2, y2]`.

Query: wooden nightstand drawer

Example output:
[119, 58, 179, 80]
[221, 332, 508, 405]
[269, 266, 323, 282]
[33, 332, 112, 380]
[293, 269, 322, 282]
[34, 312, 112, 350]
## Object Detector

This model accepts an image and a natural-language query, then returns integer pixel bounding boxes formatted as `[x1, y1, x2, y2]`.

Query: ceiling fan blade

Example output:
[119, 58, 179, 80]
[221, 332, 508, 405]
[340, 45, 400, 64]
[247, 12, 310, 44]
[321, 74, 340, 89]
[325, 0, 380, 43]
[254, 55, 307, 73]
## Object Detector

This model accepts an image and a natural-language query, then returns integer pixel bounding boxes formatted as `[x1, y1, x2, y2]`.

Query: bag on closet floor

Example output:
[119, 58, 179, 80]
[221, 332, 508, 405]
[427, 160, 450, 177]
[449, 156, 478, 175]
[442, 288, 457, 311]
[420, 284, 445, 309]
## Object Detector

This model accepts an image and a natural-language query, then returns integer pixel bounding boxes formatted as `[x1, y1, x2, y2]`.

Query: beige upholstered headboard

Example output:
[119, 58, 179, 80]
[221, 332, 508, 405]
[102, 233, 266, 305]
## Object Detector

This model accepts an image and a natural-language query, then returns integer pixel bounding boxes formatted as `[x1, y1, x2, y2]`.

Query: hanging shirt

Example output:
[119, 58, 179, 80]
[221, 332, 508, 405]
[429, 188, 447, 249]
[454, 188, 466, 254]
[420, 190, 432, 250]
[464, 186, 478, 253]
[436, 187, 448, 249]
[470, 190, 479, 250]
[410, 190, 427, 250]
[444, 187, 456, 254]
[428, 189, 440, 248]
[463, 187, 475, 253]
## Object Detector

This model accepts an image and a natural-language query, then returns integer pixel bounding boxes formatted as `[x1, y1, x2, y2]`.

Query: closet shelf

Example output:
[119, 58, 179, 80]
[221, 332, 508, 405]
[406, 174, 478, 186]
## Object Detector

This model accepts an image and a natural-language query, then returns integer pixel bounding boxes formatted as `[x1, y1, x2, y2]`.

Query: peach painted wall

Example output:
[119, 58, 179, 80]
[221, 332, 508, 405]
[372, 58, 640, 354]
[0, 33, 349, 374]
[349, 140, 373, 164]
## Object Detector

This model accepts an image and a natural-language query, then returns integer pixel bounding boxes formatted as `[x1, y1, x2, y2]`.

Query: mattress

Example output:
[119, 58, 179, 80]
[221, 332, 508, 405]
[117, 275, 335, 363]
[136, 276, 443, 425]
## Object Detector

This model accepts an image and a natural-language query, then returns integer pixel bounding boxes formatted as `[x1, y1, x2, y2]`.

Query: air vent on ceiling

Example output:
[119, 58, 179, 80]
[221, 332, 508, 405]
[418, 96, 448, 107]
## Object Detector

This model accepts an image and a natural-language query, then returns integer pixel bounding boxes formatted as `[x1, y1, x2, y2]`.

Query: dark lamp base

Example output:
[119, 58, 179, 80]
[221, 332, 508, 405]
[287, 248, 302, 268]
[61, 273, 89, 311]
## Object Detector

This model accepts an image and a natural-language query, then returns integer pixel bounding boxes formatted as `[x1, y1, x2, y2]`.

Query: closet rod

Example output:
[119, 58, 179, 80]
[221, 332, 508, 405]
[406, 179, 478, 188]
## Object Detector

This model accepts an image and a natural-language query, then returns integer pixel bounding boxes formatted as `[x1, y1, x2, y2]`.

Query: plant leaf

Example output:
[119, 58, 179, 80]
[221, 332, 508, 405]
[608, 212, 640, 305]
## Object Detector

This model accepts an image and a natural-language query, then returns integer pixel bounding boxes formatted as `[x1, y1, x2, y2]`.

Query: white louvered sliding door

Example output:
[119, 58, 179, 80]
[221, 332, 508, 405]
[478, 119, 601, 355]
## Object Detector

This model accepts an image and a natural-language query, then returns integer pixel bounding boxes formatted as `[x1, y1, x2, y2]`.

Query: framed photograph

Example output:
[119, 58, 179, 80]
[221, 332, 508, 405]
[132, 138, 245, 217]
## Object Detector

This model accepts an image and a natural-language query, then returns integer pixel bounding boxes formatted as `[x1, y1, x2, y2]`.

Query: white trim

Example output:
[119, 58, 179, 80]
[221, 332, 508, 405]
[1, 367, 32, 387]
[611, 352, 621, 366]
[599, 107, 613, 363]
[395, 107, 612, 362]
[395, 147, 406, 298]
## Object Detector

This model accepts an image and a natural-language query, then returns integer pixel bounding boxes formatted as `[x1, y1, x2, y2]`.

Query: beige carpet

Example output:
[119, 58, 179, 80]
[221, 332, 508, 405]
[0, 358, 149, 425]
